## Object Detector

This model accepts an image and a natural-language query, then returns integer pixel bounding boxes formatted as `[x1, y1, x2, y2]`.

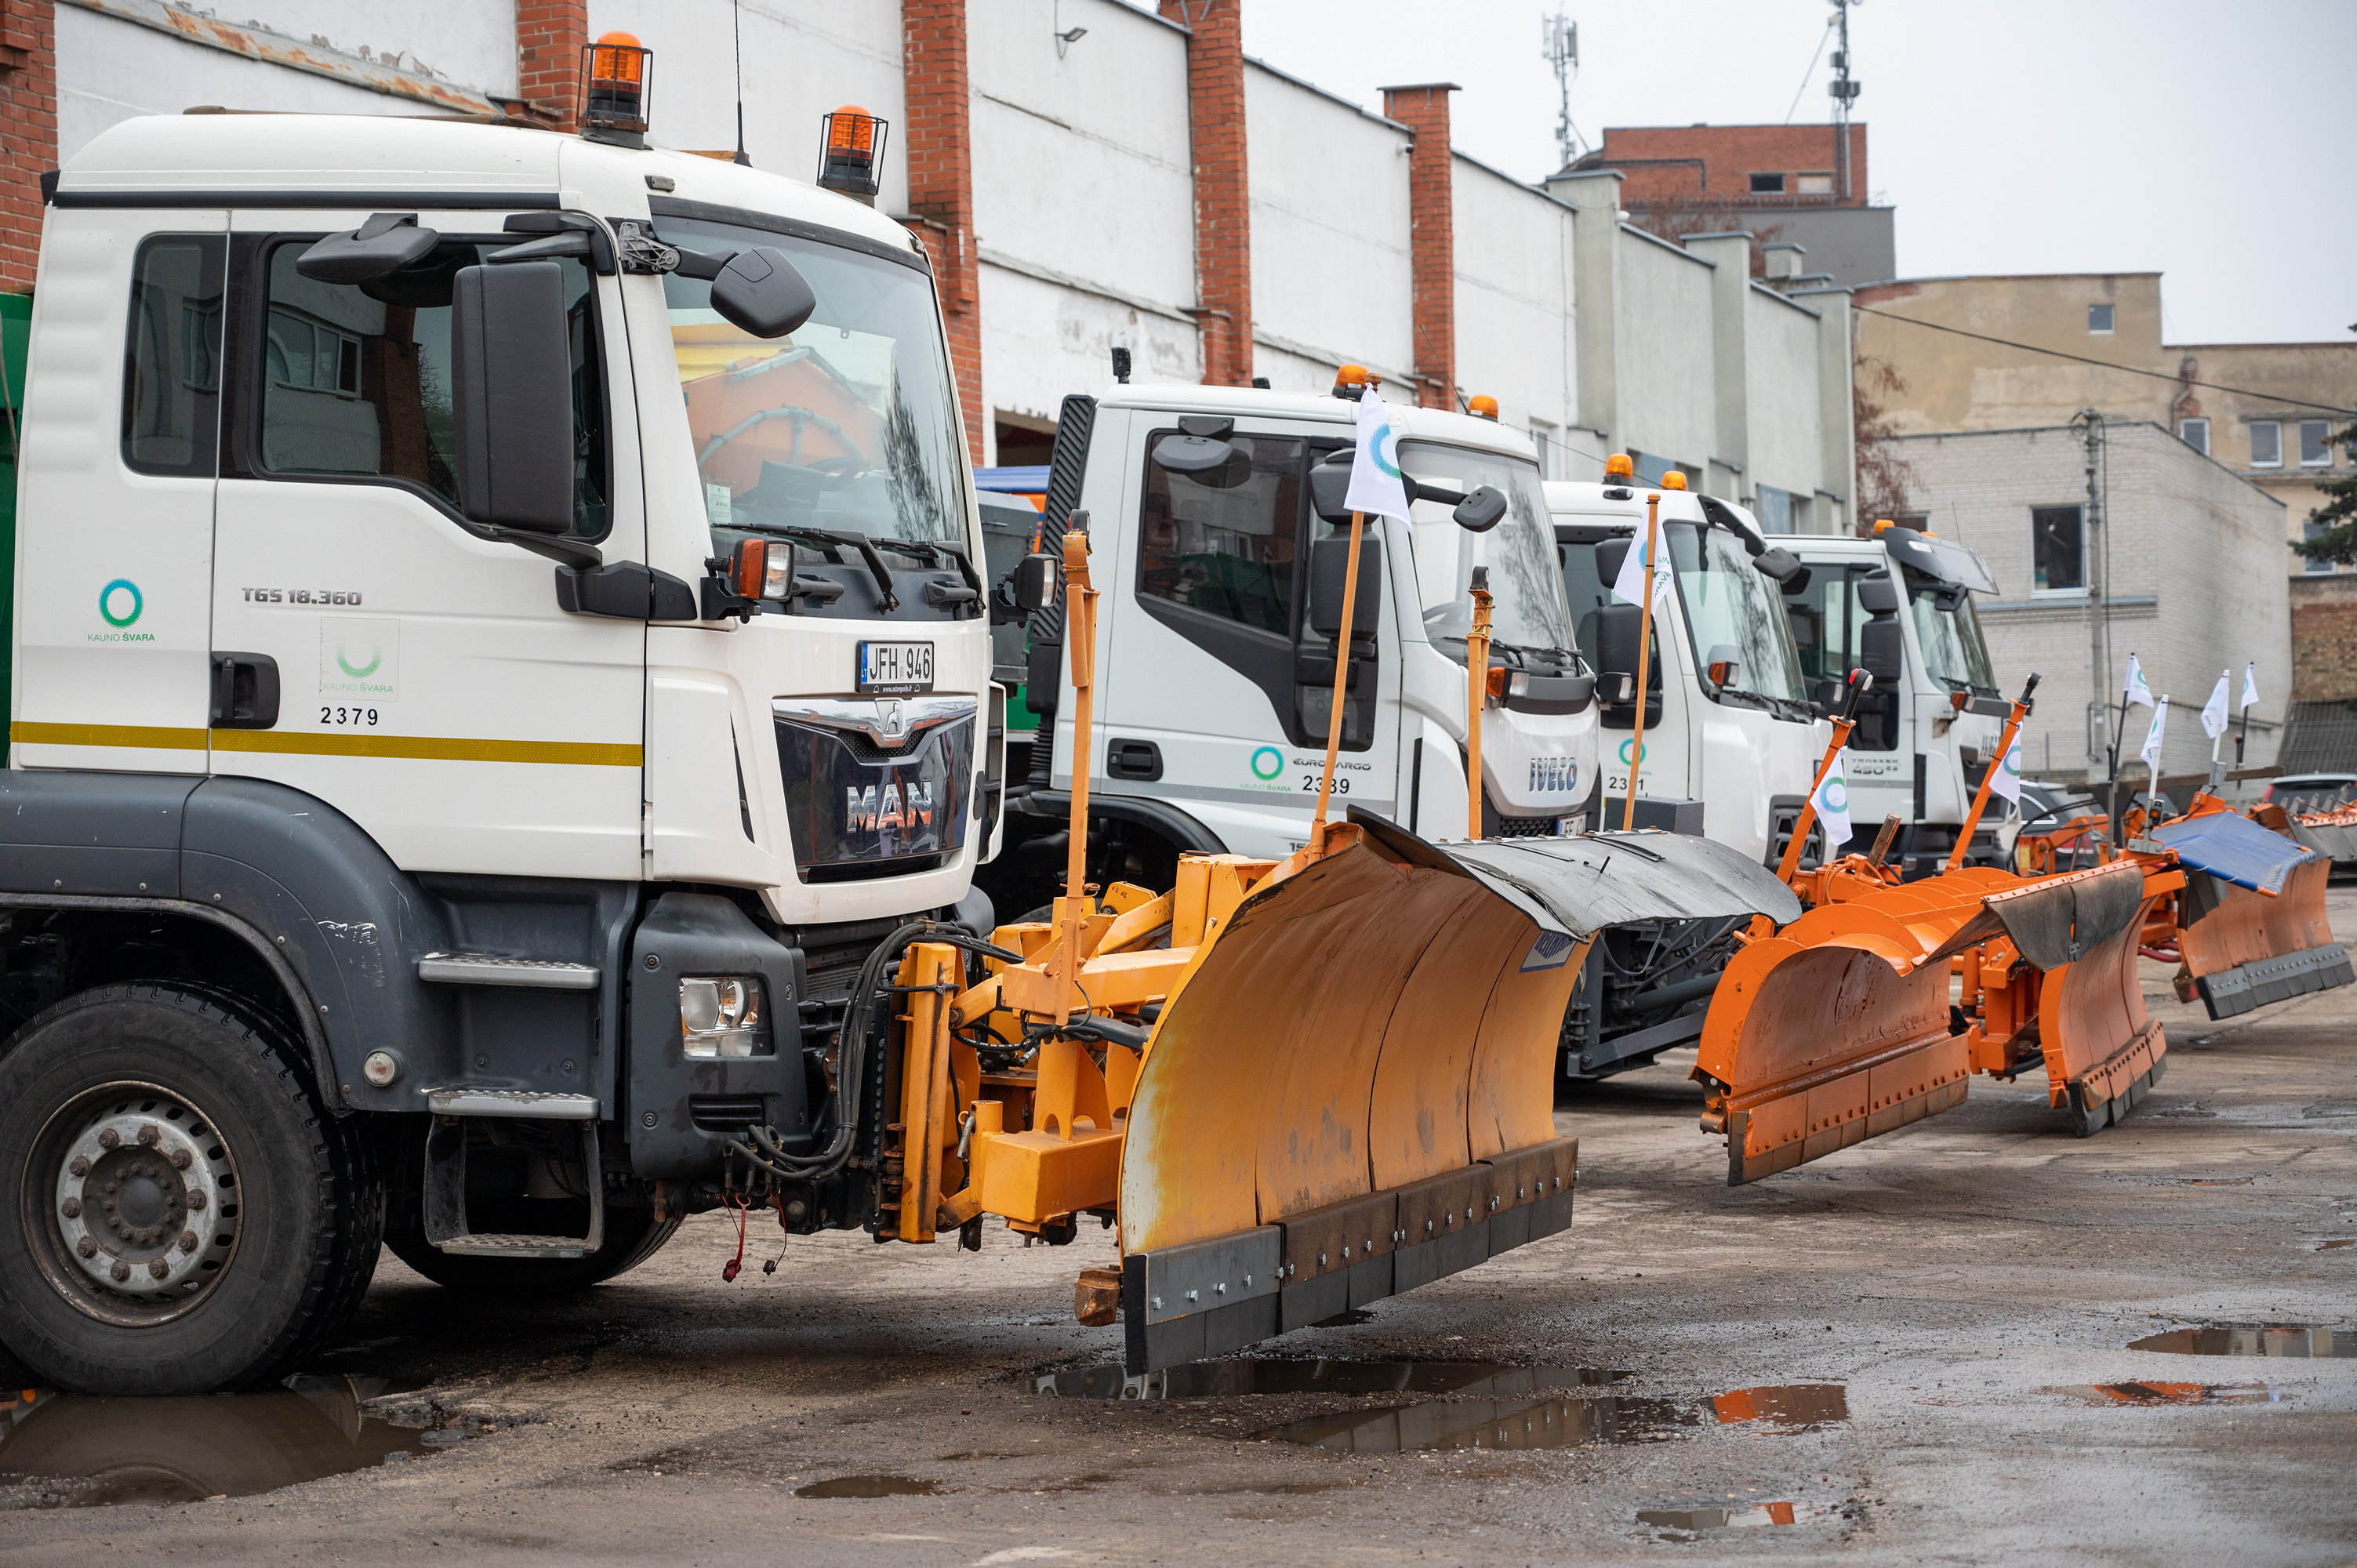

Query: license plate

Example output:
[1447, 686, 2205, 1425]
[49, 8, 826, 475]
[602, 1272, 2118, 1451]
[858, 641, 934, 694]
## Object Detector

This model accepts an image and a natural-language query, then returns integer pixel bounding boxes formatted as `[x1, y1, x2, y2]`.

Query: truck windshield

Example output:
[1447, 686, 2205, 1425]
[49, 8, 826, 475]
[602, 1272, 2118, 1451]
[657, 217, 967, 547]
[1908, 581, 1999, 697]
[1402, 443, 1580, 673]
[1665, 523, 1809, 711]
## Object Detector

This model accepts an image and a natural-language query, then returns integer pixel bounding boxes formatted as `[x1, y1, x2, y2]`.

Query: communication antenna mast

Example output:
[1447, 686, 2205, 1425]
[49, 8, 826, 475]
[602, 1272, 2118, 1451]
[1827, 0, 1861, 199]
[1543, 13, 1582, 173]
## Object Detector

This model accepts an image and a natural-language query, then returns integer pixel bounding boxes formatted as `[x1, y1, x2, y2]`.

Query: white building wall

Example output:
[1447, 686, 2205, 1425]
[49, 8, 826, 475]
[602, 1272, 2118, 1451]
[971, 0, 1196, 431]
[1899, 423, 2290, 784]
[1744, 284, 1824, 504]
[1244, 61, 1411, 393]
[592, 0, 909, 218]
[1611, 226, 1715, 475]
[1451, 154, 1578, 474]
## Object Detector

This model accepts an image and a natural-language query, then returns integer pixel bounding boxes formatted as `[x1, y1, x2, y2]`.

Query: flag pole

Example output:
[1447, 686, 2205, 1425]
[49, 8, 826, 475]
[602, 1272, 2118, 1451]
[1465, 565, 1493, 840]
[1948, 673, 2038, 872]
[2235, 666, 2252, 768]
[1621, 492, 1662, 833]
[1309, 510, 1367, 855]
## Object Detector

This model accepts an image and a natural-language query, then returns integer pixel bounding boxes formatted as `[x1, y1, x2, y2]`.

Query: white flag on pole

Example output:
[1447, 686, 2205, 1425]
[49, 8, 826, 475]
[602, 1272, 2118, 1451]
[2139, 697, 2169, 771]
[1611, 522, 1674, 613]
[1343, 386, 1412, 522]
[1990, 730, 2024, 804]
[2200, 670, 2231, 739]
[1811, 750, 1854, 851]
[2122, 652, 2154, 710]
[2241, 662, 2259, 712]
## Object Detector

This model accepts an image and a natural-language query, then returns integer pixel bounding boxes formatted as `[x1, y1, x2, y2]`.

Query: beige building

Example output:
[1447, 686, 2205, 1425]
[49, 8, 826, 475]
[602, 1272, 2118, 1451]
[1889, 422, 2290, 787]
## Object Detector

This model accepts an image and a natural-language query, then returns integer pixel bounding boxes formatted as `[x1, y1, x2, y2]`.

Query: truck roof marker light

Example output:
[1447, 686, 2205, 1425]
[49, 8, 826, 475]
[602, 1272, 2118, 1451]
[1603, 453, 1634, 480]
[582, 31, 652, 147]
[1872, 518, 1895, 533]
[819, 106, 888, 201]
[1333, 364, 1375, 401]
[1661, 471, 1688, 491]
[1467, 394, 1499, 421]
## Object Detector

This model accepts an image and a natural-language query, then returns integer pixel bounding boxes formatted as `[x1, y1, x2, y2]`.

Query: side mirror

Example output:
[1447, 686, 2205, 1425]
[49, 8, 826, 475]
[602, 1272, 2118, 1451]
[1309, 449, 1354, 524]
[1752, 546, 1804, 586]
[1859, 616, 1905, 684]
[1451, 485, 1506, 532]
[1011, 552, 1058, 612]
[1594, 536, 1631, 583]
[675, 244, 816, 339]
[449, 261, 576, 534]
[298, 212, 440, 283]
[1857, 573, 1902, 617]
[1150, 432, 1239, 476]
[1309, 531, 1381, 638]
[1600, 672, 1636, 706]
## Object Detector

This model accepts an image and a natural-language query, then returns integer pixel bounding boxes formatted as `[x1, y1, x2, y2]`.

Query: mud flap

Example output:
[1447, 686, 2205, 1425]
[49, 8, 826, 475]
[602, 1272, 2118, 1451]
[2155, 812, 2350, 1022]
[1116, 815, 1791, 1374]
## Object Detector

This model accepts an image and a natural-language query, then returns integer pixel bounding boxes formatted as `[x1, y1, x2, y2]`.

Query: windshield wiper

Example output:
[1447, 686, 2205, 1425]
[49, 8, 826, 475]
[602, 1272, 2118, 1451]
[729, 522, 899, 611]
[871, 535, 984, 597]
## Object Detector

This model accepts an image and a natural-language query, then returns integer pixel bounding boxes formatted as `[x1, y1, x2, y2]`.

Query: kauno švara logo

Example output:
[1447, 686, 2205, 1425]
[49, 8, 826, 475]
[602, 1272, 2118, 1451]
[1819, 778, 1848, 813]
[1250, 745, 1285, 781]
[335, 645, 382, 680]
[1367, 416, 1402, 480]
[1618, 737, 1640, 765]
[98, 579, 143, 628]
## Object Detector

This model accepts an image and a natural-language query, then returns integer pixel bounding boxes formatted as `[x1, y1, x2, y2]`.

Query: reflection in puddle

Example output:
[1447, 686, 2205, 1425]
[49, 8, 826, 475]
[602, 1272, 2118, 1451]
[0, 1378, 448, 1508]
[2315, 1240, 2353, 1251]
[794, 1474, 946, 1498]
[1708, 1385, 1849, 1430]
[2055, 1382, 2283, 1406]
[1036, 1359, 1631, 1401]
[1640, 1501, 1800, 1532]
[1262, 1395, 1700, 1452]
[2128, 1325, 2357, 1358]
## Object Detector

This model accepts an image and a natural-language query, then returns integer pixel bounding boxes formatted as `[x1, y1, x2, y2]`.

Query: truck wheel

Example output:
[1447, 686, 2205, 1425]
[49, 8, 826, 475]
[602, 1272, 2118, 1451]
[0, 984, 382, 1396]
[382, 1206, 680, 1296]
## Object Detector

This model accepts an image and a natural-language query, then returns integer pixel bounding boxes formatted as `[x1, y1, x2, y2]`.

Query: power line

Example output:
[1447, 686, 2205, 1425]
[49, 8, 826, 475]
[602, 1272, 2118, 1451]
[1851, 303, 2357, 418]
[1782, 16, 1834, 125]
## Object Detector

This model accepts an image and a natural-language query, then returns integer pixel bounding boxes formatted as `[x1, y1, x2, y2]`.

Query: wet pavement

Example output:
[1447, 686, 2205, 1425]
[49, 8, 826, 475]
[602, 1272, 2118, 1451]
[1, 885, 2352, 1564]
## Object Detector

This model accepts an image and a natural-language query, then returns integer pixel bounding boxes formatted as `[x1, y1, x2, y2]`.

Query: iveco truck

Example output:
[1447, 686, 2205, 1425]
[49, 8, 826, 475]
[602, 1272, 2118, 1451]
[0, 103, 1001, 1395]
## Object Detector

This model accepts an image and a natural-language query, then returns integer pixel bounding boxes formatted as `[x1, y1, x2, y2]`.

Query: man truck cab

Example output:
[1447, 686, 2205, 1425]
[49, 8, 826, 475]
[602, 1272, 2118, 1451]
[1778, 525, 2007, 877]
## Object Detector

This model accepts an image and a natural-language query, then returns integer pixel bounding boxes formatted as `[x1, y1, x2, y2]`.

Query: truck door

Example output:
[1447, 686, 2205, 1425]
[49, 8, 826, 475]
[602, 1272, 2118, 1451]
[207, 211, 647, 879]
[1095, 425, 1399, 857]
[10, 210, 227, 775]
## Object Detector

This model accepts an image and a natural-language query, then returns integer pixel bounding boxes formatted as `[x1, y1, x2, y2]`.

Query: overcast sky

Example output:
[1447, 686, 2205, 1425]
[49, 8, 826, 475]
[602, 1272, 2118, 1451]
[1237, 0, 2357, 346]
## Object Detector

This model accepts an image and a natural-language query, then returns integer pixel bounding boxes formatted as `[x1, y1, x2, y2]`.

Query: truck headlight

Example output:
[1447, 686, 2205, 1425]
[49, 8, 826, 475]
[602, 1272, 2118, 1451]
[680, 975, 765, 1058]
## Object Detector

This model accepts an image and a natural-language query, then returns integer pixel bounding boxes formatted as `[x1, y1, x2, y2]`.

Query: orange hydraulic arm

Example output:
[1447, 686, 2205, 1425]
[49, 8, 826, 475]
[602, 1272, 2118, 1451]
[1946, 674, 2039, 873]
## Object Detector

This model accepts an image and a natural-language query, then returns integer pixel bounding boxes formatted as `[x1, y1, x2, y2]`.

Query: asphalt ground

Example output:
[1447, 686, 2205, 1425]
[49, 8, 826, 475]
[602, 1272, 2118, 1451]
[2, 889, 2352, 1566]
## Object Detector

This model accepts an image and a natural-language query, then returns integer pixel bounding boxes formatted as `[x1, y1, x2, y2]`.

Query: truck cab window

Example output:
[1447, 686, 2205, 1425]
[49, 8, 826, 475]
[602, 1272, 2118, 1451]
[255, 239, 608, 539]
[122, 235, 226, 477]
[1137, 432, 1302, 636]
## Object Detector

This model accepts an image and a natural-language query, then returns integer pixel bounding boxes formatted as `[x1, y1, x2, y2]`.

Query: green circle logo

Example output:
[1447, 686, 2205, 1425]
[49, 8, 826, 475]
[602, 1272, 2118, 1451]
[336, 645, 382, 679]
[1821, 779, 1847, 812]
[1251, 746, 1284, 780]
[1618, 738, 1638, 764]
[98, 579, 143, 628]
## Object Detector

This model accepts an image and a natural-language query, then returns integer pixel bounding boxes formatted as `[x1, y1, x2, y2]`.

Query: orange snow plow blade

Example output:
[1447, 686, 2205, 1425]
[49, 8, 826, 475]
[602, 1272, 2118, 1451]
[2149, 806, 2351, 1021]
[1697, 860, 2168, 1181]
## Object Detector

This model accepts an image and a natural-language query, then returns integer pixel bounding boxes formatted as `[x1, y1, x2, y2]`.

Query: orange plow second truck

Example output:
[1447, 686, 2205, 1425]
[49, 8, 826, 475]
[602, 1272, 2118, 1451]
[2144, 799, 2351, 1021]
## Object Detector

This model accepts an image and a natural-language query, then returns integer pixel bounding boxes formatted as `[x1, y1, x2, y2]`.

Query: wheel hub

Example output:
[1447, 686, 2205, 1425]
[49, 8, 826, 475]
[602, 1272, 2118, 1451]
[51, 1098, 237, 1303]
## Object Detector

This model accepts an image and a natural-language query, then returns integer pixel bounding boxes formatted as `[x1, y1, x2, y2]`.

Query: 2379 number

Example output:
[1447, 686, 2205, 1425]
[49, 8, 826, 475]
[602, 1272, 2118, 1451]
[319, 706, 380, 728]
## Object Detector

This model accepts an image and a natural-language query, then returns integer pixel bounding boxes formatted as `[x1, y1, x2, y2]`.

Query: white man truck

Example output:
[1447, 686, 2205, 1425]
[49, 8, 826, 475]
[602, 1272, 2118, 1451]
[0, 109, 1007, 1395]
[1775, 525, 2009, 877]
[1547, 479, 1831, 1077]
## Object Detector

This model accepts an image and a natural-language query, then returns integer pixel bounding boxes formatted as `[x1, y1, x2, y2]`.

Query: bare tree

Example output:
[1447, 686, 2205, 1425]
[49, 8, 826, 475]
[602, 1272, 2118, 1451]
[1852, 354, 1918, 530]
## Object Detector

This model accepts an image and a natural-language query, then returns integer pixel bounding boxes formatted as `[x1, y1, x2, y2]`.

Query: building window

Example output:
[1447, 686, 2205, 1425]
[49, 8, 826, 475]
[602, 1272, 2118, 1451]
[1796, 172, 1832, 194]
[2251, 421, 2282, 467]
[2305, 520, 2338, 572]
[1755, 486, 1795, 535]
[1749, 172, 1785, 194]
[1631, 451, 1699, 490]
[2086, 303, 2114, 334]
[2031, 505, 2084, 593]
[2299, 419, 2333, 467]
[2177, 417, 2210, 456]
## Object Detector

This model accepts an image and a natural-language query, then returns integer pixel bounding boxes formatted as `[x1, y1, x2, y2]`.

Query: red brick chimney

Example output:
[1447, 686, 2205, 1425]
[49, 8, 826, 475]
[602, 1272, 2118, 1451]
[1382, 83, 1458, 411]
[515, 1, 587, 131]
[902, 0, 984, 457]
[1160, 2, 1253, 387]
[0, 2, 56, 294]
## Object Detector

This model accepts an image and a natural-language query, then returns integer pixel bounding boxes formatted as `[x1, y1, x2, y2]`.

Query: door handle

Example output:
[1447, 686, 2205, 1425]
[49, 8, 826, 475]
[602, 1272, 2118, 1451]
[1106, 739, 1162, 782]
[210, 652, 281, 730]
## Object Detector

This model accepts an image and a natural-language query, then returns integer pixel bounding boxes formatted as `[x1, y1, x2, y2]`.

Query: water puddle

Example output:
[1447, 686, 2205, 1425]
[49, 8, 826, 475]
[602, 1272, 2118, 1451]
[1260, 1383, 1848, 1453]
[1035, 1359, 1630, 1401]
[0, 1377, 450, 1508]
[2054, 1382, 2283, 1406]
[2315, 1239, 2353, 1251]
[2128, 1325, 2357, 1358]
[1640, 1501, 1802, 1532]
[794, 1474, 948, 1498]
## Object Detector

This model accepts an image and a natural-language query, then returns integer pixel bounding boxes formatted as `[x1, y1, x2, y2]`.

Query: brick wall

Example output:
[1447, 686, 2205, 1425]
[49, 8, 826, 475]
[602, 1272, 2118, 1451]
[2291, 579, 2357, 701]
[0, 1, 56, 294]
[516, 1, 587, 131]
[1589, 123, 1869, 209]
[1382, 84, 1455, 411]
[902, 0, 982, 457]
[1160, 1, 1252, 387]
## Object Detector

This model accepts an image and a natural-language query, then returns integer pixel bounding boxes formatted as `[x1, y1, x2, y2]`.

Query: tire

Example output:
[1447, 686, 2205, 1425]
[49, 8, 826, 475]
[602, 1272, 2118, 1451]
[0, 984, 382, 1396]
[383, 1204, 680, 1296]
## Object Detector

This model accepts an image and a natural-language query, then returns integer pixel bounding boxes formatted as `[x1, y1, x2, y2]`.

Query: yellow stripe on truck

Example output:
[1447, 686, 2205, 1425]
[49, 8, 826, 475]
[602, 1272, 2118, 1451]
[12, 722, 642, 768]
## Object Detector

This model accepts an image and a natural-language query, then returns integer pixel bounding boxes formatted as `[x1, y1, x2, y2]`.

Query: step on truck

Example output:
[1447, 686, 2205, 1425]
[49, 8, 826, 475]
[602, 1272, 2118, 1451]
[1547, 470, 1830, 1078]
[1776, 522, 2010, 877]
[0, 91, 1012, 1393]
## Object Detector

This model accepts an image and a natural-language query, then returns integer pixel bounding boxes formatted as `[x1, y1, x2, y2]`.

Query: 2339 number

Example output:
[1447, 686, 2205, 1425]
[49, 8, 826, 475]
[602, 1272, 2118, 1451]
[319, 706, 380, 728]
[1300, 775, 1349, 793]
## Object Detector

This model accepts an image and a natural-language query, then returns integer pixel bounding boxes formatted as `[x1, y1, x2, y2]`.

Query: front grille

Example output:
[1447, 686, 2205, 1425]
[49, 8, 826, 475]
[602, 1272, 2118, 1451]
[689, 1094, 768, 1133]
[1494, 814, 1564, 839]
[774, 698, 977, 883]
